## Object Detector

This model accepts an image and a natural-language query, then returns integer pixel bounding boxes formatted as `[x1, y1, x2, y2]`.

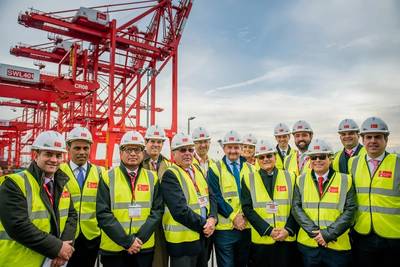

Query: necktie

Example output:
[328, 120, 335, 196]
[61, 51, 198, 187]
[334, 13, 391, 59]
[345, 149, 353, 157]
[77, 167, 85, 190]
[370, 159, 380, 176]
[231, 162, 241, 192]
[46, 180, 54, 205]
[151, 161, 158, 171]
[318, 176, 324, 196]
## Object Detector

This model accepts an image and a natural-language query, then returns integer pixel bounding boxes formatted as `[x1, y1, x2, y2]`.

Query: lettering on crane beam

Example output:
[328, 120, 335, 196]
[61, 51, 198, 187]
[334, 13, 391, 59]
[7, 69, 35, 80]
[74, 83, 89, 90]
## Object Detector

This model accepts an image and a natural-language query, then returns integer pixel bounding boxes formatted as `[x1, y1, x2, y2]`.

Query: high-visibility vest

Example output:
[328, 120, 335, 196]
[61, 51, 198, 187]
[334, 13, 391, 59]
[59, 163, 103, 240]
[332, 146, 366, 174]
[296, 170, 352, 251]
[276, 149, 295, 170]
[284, 150, 311, 177]
[243, 169, 296, 244]
[193, 157, 215, 176]
[209, 160, 253, 230]
[350, 153, 400, 238]
[100, 167, 157, 251]
[0, 170, 71, 267]
[162, 164, 210, 243]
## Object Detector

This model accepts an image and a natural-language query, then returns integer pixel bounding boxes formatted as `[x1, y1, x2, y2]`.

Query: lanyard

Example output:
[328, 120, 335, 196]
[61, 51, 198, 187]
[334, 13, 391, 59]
[185, 167, 201, 195]
[43, 183, 54, 207]
[129, 171, 138, 201]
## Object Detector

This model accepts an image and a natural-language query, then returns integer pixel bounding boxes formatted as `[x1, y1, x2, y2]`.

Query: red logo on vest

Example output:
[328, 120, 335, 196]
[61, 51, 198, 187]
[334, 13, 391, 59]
[87, 182, 98, 188]
[276, 185, 287, 191]
[378, 171, 392, 178]
[138, 184, 149, 191]
[61, 190, 70, 198]
[328, 186, 339, 193]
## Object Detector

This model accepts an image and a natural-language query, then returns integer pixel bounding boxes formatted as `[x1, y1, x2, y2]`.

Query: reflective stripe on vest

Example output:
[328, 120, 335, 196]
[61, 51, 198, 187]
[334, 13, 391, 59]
[100, 167, 156, 251]
[0, 170, 71, 267]
[212, 161, 252, 230]
[297, 171, 351, 251]
[61, 163, 102, 240]
[284, 151, 310, 177]
[245, 169, 295, 244]
[351, 153, 400, 238]
[162, 164, 210, 243]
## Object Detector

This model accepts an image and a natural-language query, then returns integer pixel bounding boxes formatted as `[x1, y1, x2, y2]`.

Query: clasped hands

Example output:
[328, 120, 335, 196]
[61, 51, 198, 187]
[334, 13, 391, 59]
[51, 240, 74, 267]
[270, 228, 289, 241]
[127, 237, 143, 254]
[312, 230, 327, 247]
[233, 213, 247, 231]
[203, 217, 217, 237]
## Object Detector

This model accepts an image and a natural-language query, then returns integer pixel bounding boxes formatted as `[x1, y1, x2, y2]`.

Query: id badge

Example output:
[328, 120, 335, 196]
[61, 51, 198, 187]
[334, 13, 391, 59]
[128, 204, 142, 218]
[266, 201, 278, 214]
[198, 195, 208, 208]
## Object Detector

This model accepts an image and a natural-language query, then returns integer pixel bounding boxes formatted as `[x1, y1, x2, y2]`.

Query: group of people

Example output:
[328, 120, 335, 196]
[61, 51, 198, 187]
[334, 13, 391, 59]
[0, 116, 398, 267]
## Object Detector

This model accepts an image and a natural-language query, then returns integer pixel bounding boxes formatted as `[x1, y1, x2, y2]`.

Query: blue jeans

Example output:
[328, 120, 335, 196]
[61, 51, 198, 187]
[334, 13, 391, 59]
[214, 229, 251, 267]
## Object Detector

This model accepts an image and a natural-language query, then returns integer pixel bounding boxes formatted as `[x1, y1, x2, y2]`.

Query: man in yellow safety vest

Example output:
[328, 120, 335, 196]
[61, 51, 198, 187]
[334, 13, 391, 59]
[0, 131, 77, 267]
[161, 132, 217, 267]
[96, 130, 163, 267]
[292, 138, 357, 267]
[59, 126, 103, 267]
[349, 117, 400, 267]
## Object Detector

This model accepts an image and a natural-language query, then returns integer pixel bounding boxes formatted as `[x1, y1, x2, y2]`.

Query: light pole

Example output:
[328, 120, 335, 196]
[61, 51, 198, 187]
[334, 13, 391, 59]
[187, 116, 196, 134]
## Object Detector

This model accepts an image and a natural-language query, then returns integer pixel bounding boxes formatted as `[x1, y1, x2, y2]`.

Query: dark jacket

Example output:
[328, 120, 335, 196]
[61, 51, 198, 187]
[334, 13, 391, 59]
[207, 155, 246, 219]
[160, 164, 217, 257]
[142, 152, 170, 180]
[0, 161, 77, 258]
[336, 144, 364, 174]
[291, 168, 357, 243]
[96, 163, 164, 255]
[241, 167, 299, 238]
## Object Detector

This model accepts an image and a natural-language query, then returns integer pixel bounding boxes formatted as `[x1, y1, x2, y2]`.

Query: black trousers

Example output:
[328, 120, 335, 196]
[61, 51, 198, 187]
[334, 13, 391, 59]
[67, 233, 100, 267]
[249, 241, 298, 267]
[298, 243, 351, 267]
[170, 252, 208, 267]
[352, 232, 400, 267]
[101, 251, 154, 267]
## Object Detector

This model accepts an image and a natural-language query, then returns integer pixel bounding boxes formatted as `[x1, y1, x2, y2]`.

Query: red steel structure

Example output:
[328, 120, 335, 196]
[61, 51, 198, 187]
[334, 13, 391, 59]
[0, 0, 193, 167]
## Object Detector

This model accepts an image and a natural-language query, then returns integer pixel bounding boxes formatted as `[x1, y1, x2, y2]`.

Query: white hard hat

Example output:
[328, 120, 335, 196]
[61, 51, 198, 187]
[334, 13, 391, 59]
[338, 119, 359, 133]
[360, 117, 390, 135]
[32, 130, 67, 153]
[255, 140, 276, 157]
[192, 126, 211, 141]
[274, 123, 291, 136]
[145, 125, 166, 140]
[120, 131, 145, 148]
[222, 130, 242, 145]
[171, 132, 195, 150]
[292, 120, 313, 134]
[307, 138, 333, 155]
[242, 133, 257, 146]
[66, 126, 93, 144]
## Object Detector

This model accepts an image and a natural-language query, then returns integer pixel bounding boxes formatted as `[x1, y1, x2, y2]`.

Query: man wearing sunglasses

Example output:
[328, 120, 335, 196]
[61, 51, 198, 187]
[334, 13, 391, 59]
[141, 125, 171, 267]
[241, 140, 297, 267]
[161, 133, 217, 267]
[274, 123, 295, 170]
[332, 119, 366, 174]
[349, 117, 399, 267]
[284, 120, 313, 176]
[292, 139, 357, 267]
[208, 130, 253, 267]
[96, 131, 163, 267]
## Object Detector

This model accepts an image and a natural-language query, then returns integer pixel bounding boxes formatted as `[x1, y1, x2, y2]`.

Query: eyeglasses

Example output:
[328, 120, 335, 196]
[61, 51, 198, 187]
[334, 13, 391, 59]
[178, 147, 195, 153]
[258, 154, 274, 160]
[310, 154, 328, 161]
[122, 147, 143, 154]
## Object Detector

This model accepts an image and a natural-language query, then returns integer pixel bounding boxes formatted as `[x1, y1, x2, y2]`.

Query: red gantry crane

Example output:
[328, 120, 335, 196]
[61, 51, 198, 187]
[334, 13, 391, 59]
[0, 0, 193, 168]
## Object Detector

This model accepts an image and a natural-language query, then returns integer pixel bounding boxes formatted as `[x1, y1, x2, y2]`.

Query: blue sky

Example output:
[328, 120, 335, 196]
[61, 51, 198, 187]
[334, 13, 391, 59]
[1, 0, 399, 159]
